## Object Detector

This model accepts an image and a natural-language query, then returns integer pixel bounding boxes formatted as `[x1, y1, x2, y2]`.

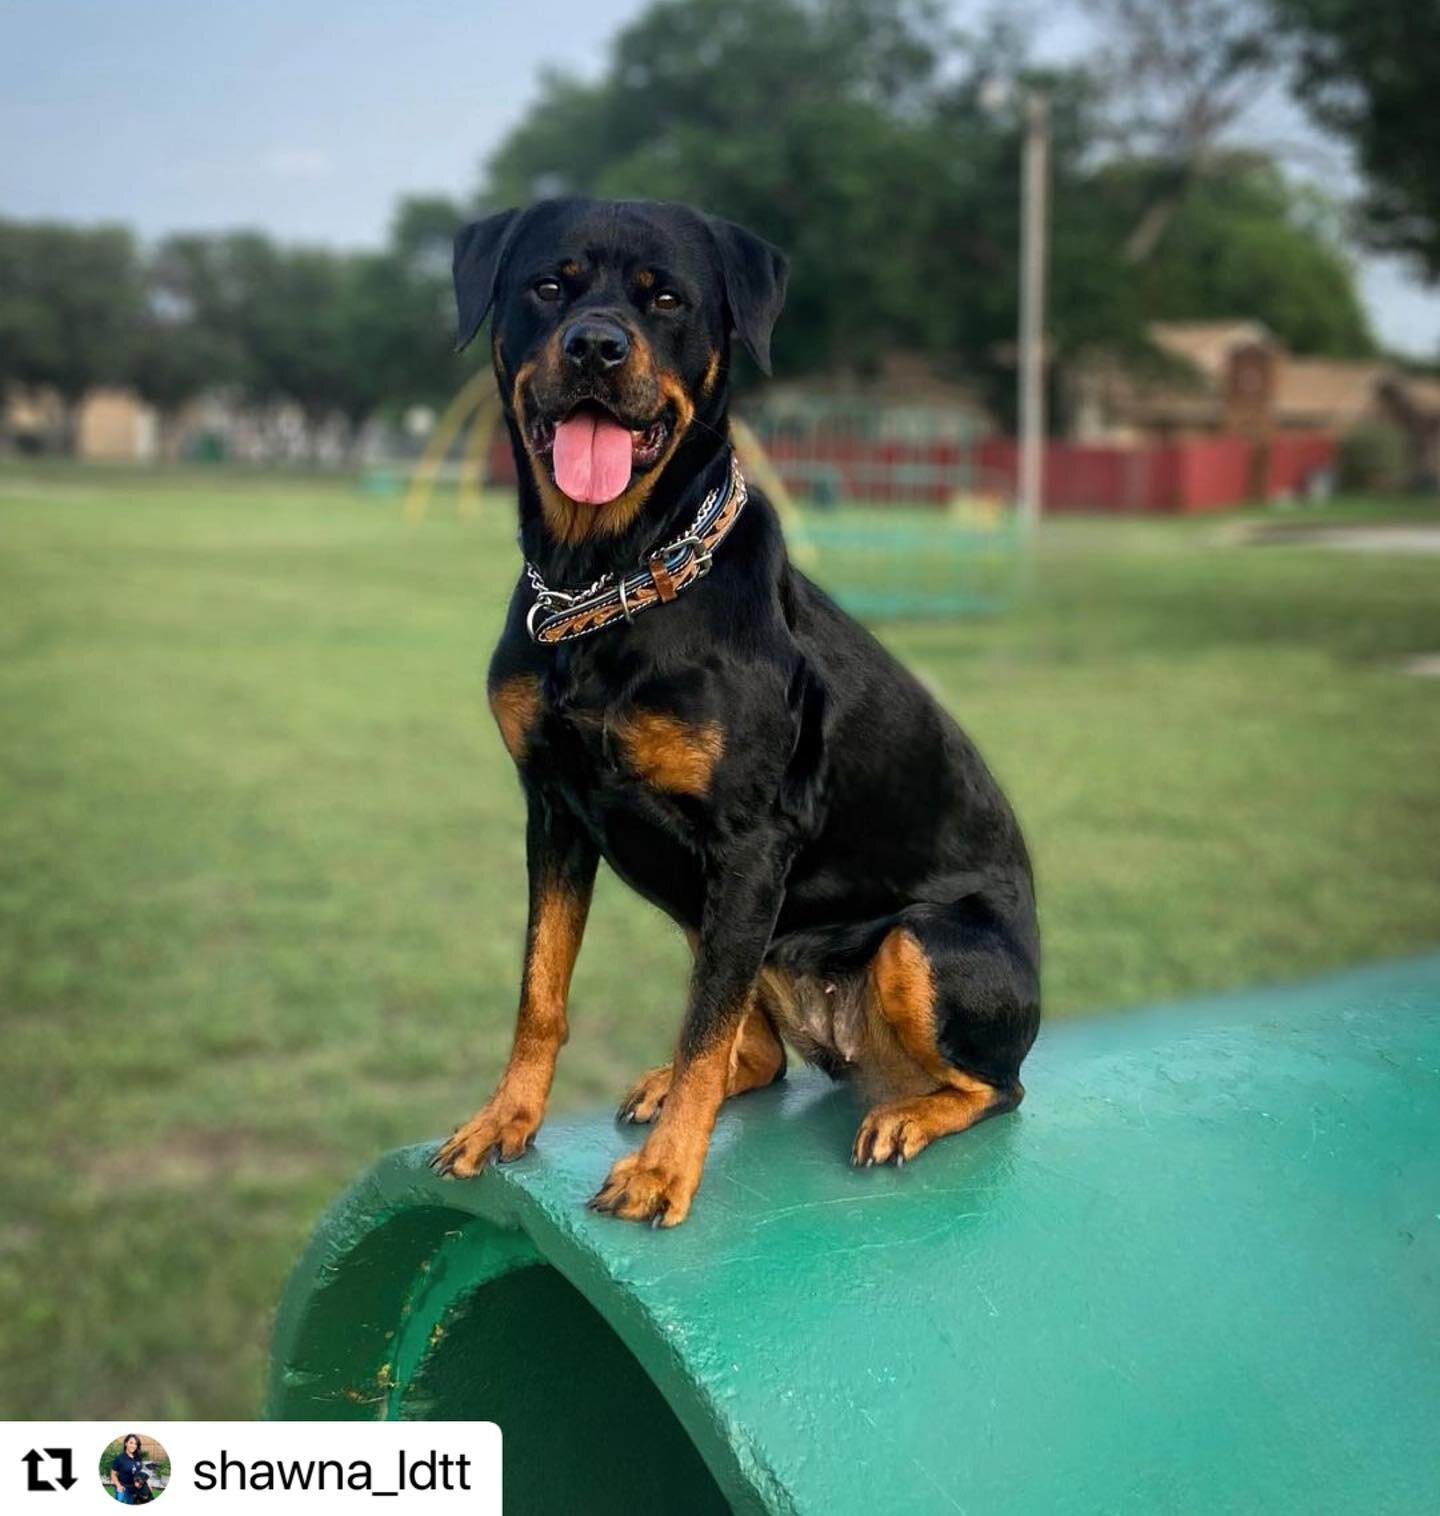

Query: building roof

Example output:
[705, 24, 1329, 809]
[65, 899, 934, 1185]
[1386, 374, 1440, 419]
[1274, 360, 1394, 428]
[1071, 320, 1413, 439]
[1149, 321, 1275, 382]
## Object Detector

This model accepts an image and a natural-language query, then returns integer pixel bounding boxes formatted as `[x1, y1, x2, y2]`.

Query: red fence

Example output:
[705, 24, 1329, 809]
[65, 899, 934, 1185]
[974, 433, 1335, 513]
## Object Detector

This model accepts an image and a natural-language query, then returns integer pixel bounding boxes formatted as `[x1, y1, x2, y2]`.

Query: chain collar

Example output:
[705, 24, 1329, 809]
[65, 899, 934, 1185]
[523, 453, 748, 644]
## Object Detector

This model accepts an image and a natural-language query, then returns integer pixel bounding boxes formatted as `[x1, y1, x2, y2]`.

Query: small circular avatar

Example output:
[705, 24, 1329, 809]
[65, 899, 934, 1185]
[100, 1433, 170, 1504]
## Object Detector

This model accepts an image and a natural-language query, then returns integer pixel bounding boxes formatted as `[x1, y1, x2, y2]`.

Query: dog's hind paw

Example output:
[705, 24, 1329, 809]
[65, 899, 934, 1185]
[617, 1064, 672, 1124]
[852, 1104, 931, 1167]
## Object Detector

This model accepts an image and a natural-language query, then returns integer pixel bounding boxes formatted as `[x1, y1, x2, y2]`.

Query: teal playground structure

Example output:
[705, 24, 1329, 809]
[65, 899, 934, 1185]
[268, 956, 1440, 1514]
[789, 505, 1023, 618]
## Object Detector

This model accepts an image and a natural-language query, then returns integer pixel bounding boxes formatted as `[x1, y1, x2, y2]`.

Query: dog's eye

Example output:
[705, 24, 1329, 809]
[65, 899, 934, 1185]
[653, 291, 682, 312]
[534, 279, 563, 302]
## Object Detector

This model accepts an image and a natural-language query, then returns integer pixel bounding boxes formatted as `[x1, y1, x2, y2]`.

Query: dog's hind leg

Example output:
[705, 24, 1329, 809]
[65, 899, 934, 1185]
[852, 1081, 1023, 1166]
[852, 894, 1038, 1167]
[618, 998, 786, 1123]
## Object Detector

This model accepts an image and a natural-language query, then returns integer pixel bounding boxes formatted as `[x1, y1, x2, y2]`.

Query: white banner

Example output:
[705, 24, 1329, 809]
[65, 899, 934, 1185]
[1, 1422, 501, 1514]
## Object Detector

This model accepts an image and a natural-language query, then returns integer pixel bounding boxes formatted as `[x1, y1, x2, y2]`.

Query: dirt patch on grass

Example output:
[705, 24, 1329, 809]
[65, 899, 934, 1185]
[83, 1125, 332, 1189]
[1237, 522, 1440, 554]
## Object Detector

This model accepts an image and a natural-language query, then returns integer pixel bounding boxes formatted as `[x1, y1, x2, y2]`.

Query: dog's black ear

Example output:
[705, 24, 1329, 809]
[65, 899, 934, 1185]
[705, 216, 788, 375]
[453, 208, 521, 352]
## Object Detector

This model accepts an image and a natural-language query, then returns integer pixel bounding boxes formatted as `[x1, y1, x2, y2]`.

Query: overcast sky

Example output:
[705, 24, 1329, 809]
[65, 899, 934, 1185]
[2, 0, 1436, 357]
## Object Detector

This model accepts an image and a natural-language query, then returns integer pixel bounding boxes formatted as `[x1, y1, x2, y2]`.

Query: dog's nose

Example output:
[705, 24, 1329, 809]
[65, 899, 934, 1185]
[562, 317, 631, 373]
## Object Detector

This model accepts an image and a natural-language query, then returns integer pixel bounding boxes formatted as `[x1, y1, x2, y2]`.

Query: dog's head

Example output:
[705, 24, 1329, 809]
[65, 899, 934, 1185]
[453, 197, 786, 543]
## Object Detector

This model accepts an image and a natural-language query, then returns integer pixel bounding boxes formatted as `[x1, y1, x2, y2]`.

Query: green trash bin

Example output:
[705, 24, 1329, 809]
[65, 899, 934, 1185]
[268, 956, 1440, 1514]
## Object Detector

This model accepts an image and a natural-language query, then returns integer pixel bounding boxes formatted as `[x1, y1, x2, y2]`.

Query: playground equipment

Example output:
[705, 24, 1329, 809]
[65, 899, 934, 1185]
[268, 955, 1440, 1514]
[744, 398, 1024, 617]
[401, 372, 503, 526]
[784, 505, 1021, 617]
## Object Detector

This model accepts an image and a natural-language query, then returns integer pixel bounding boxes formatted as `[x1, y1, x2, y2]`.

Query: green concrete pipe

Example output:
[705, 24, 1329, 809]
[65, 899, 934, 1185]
[267, 955, 1440, 1514]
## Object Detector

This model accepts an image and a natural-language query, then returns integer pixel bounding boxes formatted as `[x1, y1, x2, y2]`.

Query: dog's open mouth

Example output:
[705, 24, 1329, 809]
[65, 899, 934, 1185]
[528, 401, 672, 505]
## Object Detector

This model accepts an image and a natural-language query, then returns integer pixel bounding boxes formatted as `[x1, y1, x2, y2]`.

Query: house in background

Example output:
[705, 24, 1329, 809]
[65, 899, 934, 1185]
[1068, 319, 1438, 490]
[76, 389, 159, 460]
[2, 385, 383, 465]
[3, 387, 159, 460]
[1378, 374, 1440, 489]
[756, 353, 995, 444]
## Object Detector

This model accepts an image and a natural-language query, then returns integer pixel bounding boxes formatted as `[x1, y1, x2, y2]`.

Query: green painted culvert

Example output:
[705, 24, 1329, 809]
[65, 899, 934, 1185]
[268, 955, 1440, 1514]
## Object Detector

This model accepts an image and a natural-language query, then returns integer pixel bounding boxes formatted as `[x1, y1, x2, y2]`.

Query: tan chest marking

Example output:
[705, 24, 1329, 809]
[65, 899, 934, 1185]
[490, 675, 542, 761]
[613, 709, 723, 795]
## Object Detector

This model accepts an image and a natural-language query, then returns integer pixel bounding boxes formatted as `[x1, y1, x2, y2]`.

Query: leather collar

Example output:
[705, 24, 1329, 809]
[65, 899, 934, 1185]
[524, 453, 748, 645]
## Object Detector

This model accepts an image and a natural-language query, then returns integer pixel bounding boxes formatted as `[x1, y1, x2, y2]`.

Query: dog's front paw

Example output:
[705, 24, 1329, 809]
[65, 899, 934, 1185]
[432, 1096, 541, 1178]
[617, 1064, 672, 1124]
[590, 1144, 700, 1227]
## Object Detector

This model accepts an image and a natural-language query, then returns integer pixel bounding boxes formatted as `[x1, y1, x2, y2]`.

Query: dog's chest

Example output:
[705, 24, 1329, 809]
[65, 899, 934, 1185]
[524, 688, 712, 922]
[537, 694, 721, 807]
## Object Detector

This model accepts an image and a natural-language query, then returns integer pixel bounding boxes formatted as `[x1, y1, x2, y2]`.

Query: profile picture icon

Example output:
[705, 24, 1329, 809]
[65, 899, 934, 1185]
[100, 1433, 170, 1504]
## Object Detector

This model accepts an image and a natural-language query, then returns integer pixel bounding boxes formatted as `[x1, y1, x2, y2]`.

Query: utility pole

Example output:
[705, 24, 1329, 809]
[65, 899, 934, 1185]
[1017, 90, 1050, 534]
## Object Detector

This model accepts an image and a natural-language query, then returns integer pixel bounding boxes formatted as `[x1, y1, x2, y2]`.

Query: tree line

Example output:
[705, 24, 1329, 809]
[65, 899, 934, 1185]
[1, 0, 1434, 453]
[0, 196, 470, 456]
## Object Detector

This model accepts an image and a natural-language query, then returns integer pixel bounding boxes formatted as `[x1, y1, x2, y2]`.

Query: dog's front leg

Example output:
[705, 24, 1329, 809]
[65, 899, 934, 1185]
[592, 833, 789, 1226]
[434, 790, 597, 1177]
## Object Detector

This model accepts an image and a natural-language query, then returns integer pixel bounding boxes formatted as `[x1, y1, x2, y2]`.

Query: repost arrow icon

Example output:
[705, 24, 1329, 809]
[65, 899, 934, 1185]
[46, 1449, 77, 1490]
[22, 1450, 54, 1493]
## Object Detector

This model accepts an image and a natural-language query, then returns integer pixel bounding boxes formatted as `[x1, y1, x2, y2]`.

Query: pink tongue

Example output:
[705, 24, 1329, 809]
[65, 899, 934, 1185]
[552, 410, 634, 504]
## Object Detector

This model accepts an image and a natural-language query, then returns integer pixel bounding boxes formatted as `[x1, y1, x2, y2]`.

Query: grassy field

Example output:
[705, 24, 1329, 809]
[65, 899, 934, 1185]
[3, 460, 1439, 1418]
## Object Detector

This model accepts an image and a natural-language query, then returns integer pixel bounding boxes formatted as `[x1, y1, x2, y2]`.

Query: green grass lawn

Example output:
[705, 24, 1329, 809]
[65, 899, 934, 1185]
[3, 461, 1439, 1417]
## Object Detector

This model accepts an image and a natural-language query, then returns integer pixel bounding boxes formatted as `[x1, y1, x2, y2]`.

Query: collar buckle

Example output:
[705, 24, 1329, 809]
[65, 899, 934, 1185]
[669, 534, 714, 578]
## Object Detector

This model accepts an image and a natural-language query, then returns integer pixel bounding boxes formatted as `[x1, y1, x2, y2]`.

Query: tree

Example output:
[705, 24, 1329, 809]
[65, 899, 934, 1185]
[127, 236, 247, 456]
[476, 0, 1373, 411]
[390, 194, 467, 275]
[1097, 154, 1374, 355]
[1269, 0, 1440, 278]
[0, 220, 144, 449]
[328, 251, 444, 441]
[149, 234, 375, 454]
[382, 196, 477, 410]
[142, 232, 284, 405]
[482, 0, 971, 378]
[1089, 0, 1275, 262]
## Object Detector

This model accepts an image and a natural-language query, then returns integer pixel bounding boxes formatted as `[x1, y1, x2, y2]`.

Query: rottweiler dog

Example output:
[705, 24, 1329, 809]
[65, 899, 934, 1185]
[433, 197, 1040, 1225]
